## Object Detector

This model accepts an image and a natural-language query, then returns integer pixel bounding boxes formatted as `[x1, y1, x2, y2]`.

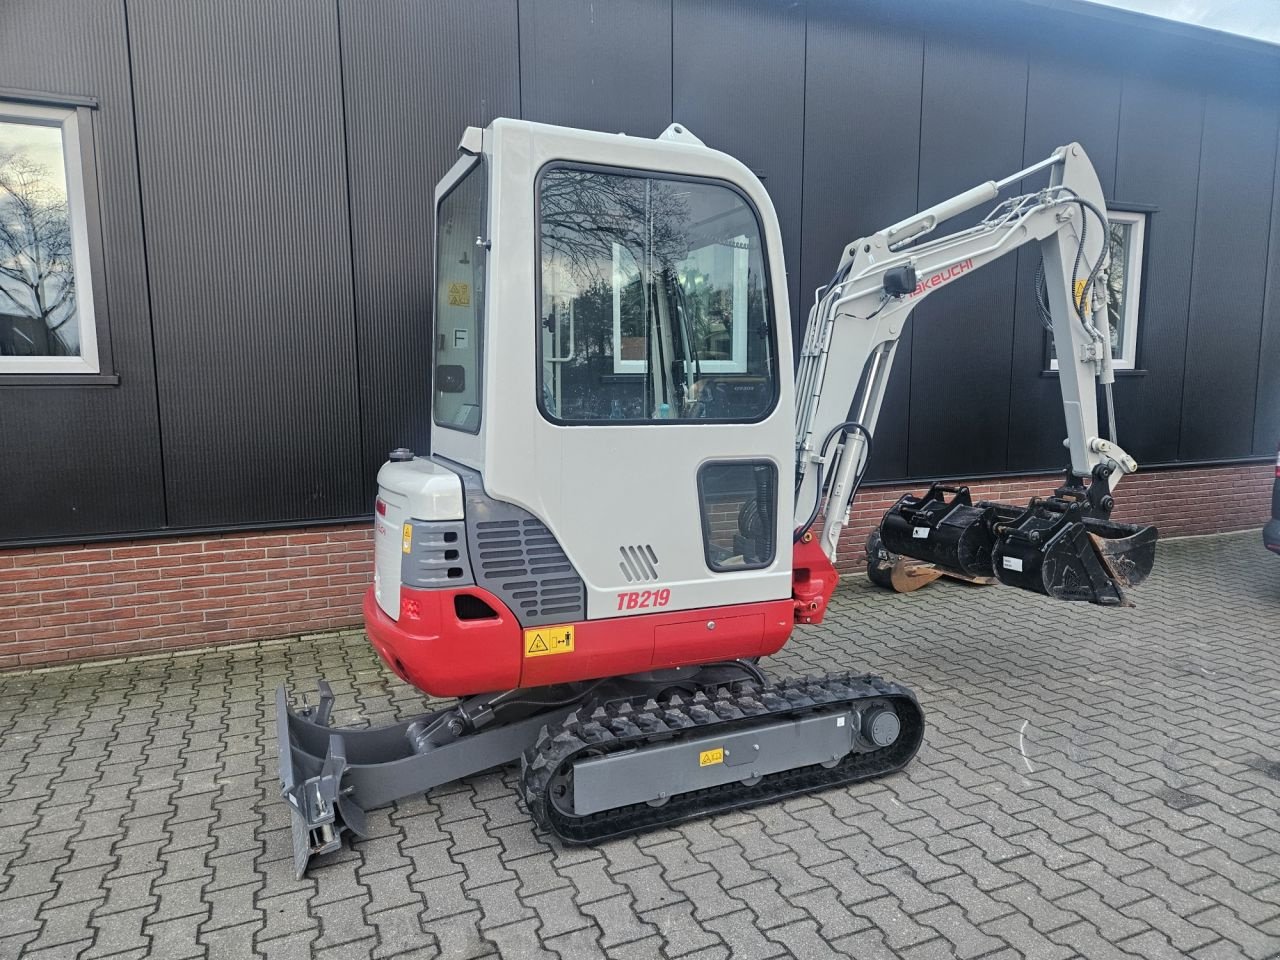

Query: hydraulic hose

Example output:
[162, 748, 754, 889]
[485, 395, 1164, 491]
[794, 421, 873, 542]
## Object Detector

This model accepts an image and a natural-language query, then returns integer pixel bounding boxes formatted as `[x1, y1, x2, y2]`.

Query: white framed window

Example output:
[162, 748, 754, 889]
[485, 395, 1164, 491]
[677, 234, 750, 374]
[612, 240, 645, 374]
[610, 234, 752, 376]
[0, 100, 100, 375]
[1050, 208, 1146, 372]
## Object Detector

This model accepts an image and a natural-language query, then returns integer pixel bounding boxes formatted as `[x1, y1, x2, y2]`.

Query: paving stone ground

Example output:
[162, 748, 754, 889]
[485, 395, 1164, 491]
[3, 530, 1279, 959]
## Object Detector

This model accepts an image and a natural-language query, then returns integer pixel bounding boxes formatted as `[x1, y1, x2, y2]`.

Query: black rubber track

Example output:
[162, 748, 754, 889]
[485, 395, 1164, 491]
[520, 672, 925, 844]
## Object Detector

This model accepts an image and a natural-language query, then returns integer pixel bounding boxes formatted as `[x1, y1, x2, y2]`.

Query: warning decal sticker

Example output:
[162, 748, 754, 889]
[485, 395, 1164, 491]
[524, 624, 575, 658]
[1073, 278, 1089, 311]
[699, 748, 724, 767]
[447, 282, 471, 306]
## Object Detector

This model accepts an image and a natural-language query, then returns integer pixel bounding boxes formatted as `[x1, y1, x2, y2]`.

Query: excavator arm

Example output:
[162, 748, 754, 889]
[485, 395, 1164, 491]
[793, 144, 1155, 604]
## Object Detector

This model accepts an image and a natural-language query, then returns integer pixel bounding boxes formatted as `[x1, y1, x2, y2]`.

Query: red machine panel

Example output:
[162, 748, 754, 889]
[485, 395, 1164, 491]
[363, 586, 794, 697]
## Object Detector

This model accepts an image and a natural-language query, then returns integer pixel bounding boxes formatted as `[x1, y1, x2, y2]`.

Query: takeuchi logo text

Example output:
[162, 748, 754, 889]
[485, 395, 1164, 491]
[910, 258, 975, 297]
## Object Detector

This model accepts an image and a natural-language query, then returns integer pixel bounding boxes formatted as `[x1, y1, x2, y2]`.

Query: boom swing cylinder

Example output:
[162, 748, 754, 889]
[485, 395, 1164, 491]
[275, 120, 1156, 876]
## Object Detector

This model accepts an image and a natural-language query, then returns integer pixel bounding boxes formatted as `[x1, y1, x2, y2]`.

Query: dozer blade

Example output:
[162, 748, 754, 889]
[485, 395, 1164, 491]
[276, 681, 571, 876]
[276, 683, 371, 879]
[991, 503, 1158, 607]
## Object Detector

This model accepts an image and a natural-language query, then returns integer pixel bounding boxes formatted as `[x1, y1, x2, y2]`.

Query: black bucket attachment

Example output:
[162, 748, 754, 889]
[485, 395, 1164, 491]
[879, 484, 1001, 578]
[877, 481, 1157, 607]
[991, 500, 1157, 606]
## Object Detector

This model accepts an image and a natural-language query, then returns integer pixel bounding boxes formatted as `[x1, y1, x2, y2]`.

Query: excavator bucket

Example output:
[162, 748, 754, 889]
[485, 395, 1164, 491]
[990, 502, 1157, 606]
[877, 483, 1157, 607]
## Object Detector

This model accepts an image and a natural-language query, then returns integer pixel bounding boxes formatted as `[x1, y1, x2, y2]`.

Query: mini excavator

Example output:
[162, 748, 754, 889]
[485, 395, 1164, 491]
[277, 119, 1157, 877]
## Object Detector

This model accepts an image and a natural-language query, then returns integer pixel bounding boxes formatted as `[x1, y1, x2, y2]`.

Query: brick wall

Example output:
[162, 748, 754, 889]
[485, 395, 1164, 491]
[1, 461, 1272, 670]
[0, 527, 372, 670]
[831, 461, 1274, 576]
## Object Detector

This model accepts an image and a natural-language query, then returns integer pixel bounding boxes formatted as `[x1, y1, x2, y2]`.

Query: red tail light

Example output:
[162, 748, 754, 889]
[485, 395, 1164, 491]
[376, 497, 387, 516]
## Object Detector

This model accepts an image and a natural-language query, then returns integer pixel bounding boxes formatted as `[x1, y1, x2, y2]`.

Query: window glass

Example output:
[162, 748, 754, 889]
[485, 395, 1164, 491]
[539, 167, 776, 422]
[433, 162, 486, 433]
[1049, 208, 1145, 371]
[0, 103, 98, 374]
[698, 461, 778, 572]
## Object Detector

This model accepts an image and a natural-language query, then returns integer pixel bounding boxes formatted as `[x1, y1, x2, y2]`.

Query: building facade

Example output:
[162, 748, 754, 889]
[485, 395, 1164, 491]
[2, 0, 1278, 667]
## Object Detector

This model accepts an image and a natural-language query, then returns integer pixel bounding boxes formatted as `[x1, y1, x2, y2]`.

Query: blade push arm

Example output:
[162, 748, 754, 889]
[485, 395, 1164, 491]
[794, 144, 1137, 562]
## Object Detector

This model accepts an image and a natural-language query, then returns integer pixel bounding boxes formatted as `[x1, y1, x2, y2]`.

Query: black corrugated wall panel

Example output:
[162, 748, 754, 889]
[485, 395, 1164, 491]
[1006, 33, 1122, 473]
[672, 0, 805, 330]
[5, 0, 1280, 549]
[1110, 63, 1204, 466]
[1180, 84, 1279, 461]
[519, 0, 673, 137]
[1256, 118, 1280, 456]
[127, 0, 363, 527]
[907, 25, 1028, 479]
[338, 0, 520, 505]
[0, 0, 166, 540]
[799, 0, 924, 481]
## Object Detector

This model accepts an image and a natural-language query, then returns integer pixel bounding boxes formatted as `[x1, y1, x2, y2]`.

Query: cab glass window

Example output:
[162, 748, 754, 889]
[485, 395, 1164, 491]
[698, 461, 777, 571]
[538, 166, 776, 423]
[433, 162, 486, 433]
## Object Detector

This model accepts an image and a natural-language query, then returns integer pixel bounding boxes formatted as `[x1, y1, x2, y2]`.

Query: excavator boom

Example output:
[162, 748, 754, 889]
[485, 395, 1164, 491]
[792, 144, 1155, 603]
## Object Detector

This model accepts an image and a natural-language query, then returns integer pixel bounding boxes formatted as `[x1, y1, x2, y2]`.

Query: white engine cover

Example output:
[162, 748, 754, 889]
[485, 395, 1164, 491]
[373, 459, 464, 619]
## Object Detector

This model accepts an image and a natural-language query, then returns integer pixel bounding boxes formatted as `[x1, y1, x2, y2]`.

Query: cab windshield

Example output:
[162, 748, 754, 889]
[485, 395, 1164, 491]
[538, 167, 776, 423]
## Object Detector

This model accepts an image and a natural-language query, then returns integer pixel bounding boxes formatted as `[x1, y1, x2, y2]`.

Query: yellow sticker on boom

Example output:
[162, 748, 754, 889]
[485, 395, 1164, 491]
[1073, 278, 1089, 311]
[447, 282, 471, 306]
[524, 624, 574, 657]
[699, 747, 724, 767]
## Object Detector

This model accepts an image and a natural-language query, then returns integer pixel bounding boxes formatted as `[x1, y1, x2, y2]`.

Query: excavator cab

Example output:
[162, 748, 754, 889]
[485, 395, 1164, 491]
[370, 119, 800, 700]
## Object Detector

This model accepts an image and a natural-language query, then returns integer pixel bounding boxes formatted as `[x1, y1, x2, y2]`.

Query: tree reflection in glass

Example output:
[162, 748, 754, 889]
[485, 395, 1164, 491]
[0, 120, 78, 357]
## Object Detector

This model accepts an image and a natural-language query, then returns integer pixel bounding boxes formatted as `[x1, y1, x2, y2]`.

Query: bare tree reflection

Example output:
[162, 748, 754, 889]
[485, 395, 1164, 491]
[540, 170, 690, 286]
[0, 152, 77, 356]
[1106, 220, 1127, 356]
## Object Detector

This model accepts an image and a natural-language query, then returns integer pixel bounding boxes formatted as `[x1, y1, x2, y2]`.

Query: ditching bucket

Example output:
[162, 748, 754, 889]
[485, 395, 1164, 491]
[990, 500, 1157, 606]
[877, 481, 1157, 607]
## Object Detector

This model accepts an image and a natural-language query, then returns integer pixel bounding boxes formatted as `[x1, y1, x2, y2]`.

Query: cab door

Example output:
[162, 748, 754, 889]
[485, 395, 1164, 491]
[481, 121, 796, 620]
